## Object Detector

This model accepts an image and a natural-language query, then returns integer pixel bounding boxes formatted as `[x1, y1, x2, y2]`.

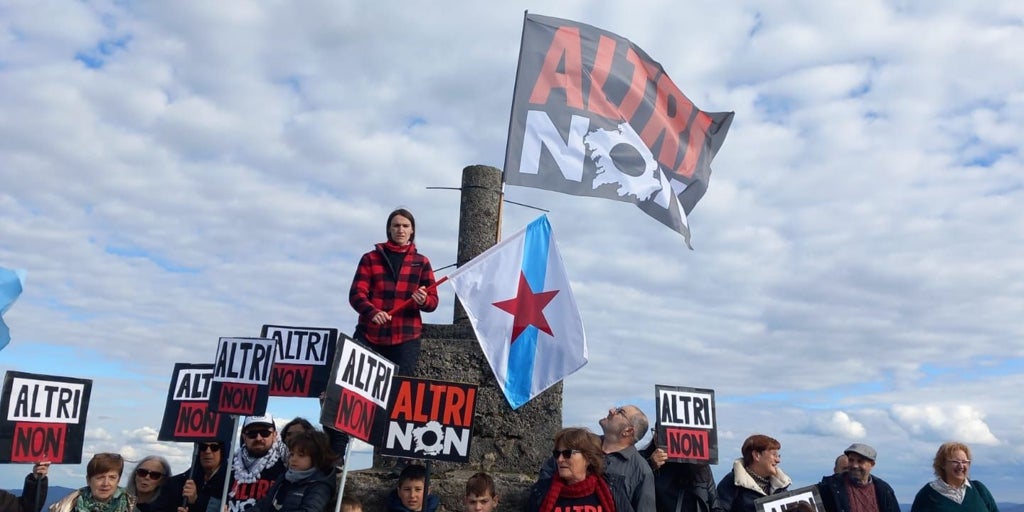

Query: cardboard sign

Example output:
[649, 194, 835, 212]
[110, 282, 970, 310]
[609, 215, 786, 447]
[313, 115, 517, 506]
[319, 338, 396, 442]
[376, 376, 478, 463]
[0, 371, 92, 463]
[261, 325, 339, 398]
[208, 337, 276, 416]
[158, 363, 234, 442]
[754, 485, 825, 512]
[654, 384, 718, 464]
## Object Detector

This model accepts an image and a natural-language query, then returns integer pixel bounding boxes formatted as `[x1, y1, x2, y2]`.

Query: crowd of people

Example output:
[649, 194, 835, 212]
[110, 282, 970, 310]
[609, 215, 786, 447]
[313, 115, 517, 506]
[2, 209, 1002, 512]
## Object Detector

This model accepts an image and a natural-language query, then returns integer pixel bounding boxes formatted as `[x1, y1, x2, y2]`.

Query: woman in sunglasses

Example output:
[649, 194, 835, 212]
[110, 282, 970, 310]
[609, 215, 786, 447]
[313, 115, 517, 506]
[527, 427, 633, 512]
[50, 453, 135, 512]
[170, 441, 227, 512]
[910, 441, 999, 512]
[127, 456, 174, 512]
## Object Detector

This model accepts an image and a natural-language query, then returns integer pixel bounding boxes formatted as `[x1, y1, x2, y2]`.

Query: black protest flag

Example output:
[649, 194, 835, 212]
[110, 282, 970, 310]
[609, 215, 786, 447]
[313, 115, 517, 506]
[504, 13, 733, 247]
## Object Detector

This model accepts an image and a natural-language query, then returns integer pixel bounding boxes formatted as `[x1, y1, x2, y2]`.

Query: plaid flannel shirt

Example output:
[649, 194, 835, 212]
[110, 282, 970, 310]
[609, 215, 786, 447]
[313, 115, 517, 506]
[349, 242, 438, 345]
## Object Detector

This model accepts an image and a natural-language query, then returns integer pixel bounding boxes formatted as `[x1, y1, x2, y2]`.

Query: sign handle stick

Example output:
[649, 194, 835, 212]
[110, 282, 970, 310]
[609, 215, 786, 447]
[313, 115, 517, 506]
[183, 443, 199, 509]
[386, 276, 448, 316]
[332, 442, 353, 512]
[424, 460, 433, 498]
[218, 415, 241, 512]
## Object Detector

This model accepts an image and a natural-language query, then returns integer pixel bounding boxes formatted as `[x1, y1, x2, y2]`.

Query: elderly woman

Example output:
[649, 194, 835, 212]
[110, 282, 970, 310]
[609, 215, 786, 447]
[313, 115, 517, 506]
[910, 442, 999, 512]
[127, 456, 175, 512]
[527, 427, 634, 512]
[50, 453, 136, 512]
[716, 434, 792, 512]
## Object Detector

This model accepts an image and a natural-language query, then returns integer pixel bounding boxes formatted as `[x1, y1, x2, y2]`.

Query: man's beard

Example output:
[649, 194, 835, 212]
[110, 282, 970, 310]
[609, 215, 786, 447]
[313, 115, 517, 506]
[246, 445, 271, 458]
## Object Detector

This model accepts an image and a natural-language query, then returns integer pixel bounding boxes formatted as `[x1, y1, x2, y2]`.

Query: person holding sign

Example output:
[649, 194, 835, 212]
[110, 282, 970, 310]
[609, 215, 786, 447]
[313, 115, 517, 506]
[910, 441, 999, 512]
[716, 435, 791, 512]
[170, 441, 227, 512]
[0, 462, 49, 512]
[50, 453, 136, 512]
[642, 444, 723, 512]
[527, 427, 635, 512]
[349, 208, 439, 376]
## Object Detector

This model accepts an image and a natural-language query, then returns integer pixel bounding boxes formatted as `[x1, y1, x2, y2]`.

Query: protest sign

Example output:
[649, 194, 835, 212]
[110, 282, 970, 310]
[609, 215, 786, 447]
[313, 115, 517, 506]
[261, 325, 339, 398]
[320, 338, 396, 442]
[654, 384, 718, 463]
[376, 376, 478, 462]
[158, 363, 234, 442]
[754, 485, 825, 512]
[0, 371, 92, 463]
[209, 337, 276, 416]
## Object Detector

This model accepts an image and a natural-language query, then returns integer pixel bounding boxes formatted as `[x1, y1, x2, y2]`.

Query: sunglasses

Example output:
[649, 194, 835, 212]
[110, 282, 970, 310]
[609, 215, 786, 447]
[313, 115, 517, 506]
[199, 443, 222, 452]
[244, 429, 274, 439]
[552, 449, 581, 459]
[135, 468, 164, 480]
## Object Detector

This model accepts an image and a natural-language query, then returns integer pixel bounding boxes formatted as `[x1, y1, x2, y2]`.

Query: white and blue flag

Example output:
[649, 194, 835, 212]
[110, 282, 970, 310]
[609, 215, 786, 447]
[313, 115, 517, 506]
[0, 267, 27, 352]
[448, 215, 587, 409]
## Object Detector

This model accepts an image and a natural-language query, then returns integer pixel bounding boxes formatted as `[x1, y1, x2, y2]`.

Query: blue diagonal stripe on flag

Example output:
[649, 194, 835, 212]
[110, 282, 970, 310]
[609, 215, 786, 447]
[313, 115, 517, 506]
[505, 218, 551, 406]
[448, 215, 588, 410]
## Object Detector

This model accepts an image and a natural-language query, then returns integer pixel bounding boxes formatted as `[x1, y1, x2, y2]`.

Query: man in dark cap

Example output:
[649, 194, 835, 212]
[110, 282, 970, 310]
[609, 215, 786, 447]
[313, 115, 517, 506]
[817, 443, 900, 512]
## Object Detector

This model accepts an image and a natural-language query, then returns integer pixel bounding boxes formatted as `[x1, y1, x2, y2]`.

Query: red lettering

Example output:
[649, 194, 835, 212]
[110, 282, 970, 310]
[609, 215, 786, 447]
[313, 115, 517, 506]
[529, 27, 584, 109]
[617, 48, 652, 121]
[639, 73, 697, 179]
[391, 380, 414, 421]
[585, 35, 622, 119]
[217, 382, 257, 414]
[12, 423, 66, 462]
[335, 388, 375, 441]
[677, 112, 712, 180]
[666, 428, 709, 460]
[269, 364, 311, 397]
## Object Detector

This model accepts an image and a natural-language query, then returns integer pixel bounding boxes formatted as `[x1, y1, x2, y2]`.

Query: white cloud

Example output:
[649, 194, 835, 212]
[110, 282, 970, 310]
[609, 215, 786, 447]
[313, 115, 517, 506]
[891, 404, 1000, 446]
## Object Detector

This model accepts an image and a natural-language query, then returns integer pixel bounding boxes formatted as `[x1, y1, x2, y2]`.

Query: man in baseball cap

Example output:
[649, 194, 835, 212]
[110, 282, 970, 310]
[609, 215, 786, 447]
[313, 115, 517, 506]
[226, 414, 287, 512]
[818, 443, 900, 512]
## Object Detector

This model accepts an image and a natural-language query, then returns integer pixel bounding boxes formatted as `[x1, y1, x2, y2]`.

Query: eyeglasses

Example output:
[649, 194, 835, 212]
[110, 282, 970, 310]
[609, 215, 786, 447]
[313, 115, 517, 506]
[948, 459, 971, 467]
[244, 429, 274, 439]
[135, 468, 164, 480]
[199, 443, 221, 452]
[614, 407, 628, 418]
[552, 449, 581, 459]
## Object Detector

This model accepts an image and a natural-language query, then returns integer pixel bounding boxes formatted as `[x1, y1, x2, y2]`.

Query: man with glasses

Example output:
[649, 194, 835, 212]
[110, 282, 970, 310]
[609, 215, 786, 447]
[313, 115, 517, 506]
[171, 440, 227, 512]
[540, 405, 656, 512]
[817, 443, 900, 512]
[226, 414, 287, 512]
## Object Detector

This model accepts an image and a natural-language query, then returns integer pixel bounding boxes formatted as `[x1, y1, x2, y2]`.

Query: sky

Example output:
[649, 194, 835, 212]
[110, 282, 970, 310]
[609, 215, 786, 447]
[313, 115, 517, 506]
[2, 0, 1023, 502]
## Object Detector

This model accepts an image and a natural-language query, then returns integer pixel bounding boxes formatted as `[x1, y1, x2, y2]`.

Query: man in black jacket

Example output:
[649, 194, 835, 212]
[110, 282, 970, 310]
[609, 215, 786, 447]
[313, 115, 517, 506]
[817, 443, 899, 512]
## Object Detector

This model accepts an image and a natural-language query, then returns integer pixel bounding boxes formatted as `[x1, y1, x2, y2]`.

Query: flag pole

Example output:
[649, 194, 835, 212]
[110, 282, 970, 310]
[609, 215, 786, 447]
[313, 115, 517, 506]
[385, 276, 449, 316]
[496, 10, 529, 244]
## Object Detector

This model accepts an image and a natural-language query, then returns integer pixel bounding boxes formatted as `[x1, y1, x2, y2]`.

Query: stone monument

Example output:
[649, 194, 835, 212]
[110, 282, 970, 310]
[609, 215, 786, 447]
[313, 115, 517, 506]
[341, 165, 562, 511]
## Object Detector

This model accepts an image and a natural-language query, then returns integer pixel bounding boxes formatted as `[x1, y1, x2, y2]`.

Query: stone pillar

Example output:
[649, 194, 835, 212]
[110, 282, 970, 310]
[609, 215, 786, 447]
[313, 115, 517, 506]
[452, 165, 503, 324]
[342, 165, 563, 512]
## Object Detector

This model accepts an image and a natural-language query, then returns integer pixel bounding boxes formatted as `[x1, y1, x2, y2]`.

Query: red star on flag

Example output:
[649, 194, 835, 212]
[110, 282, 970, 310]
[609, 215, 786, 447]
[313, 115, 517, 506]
[492, 271, 560, 343]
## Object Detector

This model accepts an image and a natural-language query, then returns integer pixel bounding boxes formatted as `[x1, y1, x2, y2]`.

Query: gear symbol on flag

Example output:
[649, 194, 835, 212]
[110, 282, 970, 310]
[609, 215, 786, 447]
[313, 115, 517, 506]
[585, 122, 662, 201]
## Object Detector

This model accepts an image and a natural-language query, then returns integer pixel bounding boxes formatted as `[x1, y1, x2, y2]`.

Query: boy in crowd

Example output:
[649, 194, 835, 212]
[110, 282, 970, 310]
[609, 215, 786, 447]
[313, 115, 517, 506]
[387, 464, 439, 512]
[464, 472, 499, 512]
[340, 495, 362, 512]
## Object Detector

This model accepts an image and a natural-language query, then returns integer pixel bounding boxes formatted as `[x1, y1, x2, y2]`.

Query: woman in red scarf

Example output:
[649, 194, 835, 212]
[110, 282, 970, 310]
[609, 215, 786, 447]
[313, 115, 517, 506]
[528, 428, 635, 512]
[349, 208, 439, 376]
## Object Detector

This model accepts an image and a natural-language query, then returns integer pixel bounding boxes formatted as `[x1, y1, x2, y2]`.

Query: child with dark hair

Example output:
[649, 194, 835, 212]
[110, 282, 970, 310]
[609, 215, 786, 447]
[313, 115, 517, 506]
[340, 495, 362, 512]
[247, 431, 337, 512]
[387, 464, 439, 512]
[464, 473, 499, 512]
